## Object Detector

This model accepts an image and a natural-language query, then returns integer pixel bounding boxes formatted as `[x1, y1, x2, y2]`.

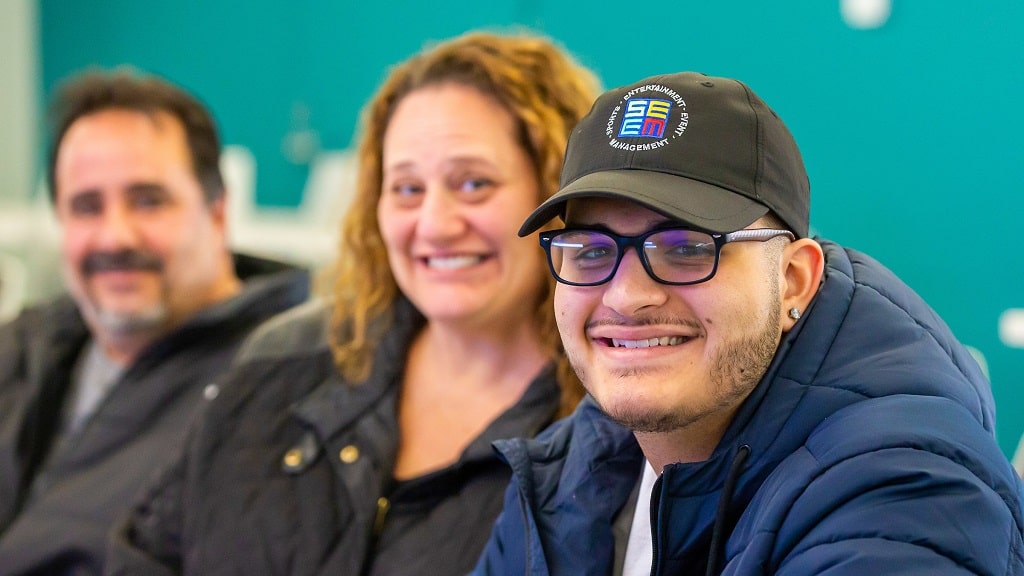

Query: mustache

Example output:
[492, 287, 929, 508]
[585, 315, 703, 331]
[81, 250, 164, 276]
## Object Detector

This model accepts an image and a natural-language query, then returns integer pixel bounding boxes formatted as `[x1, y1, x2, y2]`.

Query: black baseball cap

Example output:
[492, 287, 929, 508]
[519, 72, 810, 238]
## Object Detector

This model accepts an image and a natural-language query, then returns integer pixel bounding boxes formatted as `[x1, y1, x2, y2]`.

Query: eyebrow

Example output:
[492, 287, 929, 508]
[124, 182, 170, 195]
[65, 188, 102, 208]
[65, 183, 173, 209]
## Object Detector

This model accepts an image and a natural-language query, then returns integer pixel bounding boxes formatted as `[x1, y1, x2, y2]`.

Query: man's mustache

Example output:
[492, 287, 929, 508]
[81, 250, 164, 275]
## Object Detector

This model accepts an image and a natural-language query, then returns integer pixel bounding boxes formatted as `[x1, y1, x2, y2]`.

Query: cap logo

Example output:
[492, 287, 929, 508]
[605, 84, 689, 152]
[619, 99, 671, 138]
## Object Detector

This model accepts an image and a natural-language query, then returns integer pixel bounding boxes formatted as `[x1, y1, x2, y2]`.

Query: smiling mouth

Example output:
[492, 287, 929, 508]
[425, 255, 486, 269]
[609, 336, 687, 348]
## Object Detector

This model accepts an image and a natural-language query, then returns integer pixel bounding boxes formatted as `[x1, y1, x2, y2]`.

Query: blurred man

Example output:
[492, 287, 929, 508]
[0, 69, 309, 575]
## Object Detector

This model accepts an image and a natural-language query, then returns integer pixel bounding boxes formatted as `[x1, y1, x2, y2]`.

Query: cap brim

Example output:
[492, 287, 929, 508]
[519, 169, 769, 236]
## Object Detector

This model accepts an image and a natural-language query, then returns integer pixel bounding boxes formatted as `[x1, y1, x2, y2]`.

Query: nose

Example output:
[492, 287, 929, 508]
[416, 186, 466, 241]
[95, 203, 141, 249]
[601, 248, 668, 315]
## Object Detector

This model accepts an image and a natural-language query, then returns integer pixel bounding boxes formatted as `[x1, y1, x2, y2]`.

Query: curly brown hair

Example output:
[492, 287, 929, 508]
[329, 30, 600, 418]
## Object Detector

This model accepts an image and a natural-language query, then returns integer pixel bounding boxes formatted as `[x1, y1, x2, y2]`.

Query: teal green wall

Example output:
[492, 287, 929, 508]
[39, 1, 1024, 456]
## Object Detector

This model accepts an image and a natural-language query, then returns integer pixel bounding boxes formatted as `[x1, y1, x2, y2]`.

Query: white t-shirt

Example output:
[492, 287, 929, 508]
[621, 461, 659, 576]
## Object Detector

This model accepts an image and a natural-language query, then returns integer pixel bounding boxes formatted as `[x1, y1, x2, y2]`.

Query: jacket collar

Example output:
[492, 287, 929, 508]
[290, 296, 423, 443]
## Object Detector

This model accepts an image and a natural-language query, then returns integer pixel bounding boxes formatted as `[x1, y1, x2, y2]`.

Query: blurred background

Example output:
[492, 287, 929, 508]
[1, 0, 1022, 460]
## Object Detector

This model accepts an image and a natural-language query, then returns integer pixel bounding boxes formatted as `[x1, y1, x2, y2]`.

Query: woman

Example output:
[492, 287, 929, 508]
[106, 30, 600, 575]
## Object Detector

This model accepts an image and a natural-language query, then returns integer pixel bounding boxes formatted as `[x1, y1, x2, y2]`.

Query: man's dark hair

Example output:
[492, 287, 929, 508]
[46, 67, 225, 204]
[760, 210, 792, 235]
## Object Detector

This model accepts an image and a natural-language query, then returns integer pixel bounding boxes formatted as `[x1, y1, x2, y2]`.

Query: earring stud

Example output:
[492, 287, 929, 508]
[789, 307, 801, 320]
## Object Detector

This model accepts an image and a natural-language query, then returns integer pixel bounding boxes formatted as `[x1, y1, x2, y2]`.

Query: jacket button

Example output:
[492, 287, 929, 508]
[339, 445, 359, 463]
[283, 448, 303, 468]
[203, 383, 220, 400]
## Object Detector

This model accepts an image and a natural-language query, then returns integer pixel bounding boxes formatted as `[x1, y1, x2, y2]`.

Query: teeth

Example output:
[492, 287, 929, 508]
[612, 336, 685, 348]
[427, 255, 482, 269]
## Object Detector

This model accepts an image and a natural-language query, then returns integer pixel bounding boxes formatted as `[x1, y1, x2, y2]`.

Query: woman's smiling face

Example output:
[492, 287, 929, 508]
[377, 83, 547, 330]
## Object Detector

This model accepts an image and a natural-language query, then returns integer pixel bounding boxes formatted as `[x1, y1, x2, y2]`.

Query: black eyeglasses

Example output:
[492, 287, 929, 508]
[539, 227, 795, 286]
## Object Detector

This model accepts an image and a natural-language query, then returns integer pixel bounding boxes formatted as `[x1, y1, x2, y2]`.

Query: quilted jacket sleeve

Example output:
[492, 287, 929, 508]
[731, 396, 1024, 575]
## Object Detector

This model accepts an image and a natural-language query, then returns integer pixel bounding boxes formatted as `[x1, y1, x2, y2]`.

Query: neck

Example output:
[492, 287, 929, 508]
[95, 330, 158, 367]
[413, 317, 550, 390]
[633, 406, 737, 473]
[393, 316, 551, 480]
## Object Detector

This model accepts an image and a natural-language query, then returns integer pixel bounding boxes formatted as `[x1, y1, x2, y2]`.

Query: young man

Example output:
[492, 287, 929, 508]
[475, 72, 1024, 574]
[0, 69, 309, 575]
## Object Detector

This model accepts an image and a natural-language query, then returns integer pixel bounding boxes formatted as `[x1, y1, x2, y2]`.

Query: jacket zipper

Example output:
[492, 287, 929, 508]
[372, 496, 390, 537]
[649, 474, 665, 575]
[359, 497, 392, 576]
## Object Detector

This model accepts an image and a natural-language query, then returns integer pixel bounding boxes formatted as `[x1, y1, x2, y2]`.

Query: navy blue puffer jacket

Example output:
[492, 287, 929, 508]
[474, 239, 1024, 575]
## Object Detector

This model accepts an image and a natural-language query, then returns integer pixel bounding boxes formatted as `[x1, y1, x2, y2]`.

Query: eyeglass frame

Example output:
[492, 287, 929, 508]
[538, 226, 795, 287]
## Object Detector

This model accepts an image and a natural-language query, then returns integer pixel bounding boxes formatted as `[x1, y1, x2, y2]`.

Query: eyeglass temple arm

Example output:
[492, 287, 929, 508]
[722, 229, 795, 242]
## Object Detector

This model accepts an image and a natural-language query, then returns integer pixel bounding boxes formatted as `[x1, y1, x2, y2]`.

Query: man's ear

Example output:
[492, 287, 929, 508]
[207, 192, 228, 227]
[780, 238, 824, 332]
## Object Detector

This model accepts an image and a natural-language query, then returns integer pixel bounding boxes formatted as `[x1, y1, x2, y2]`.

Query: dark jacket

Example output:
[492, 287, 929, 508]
[0, 254, 309, 576]
[105, 297, 562, 576]
[474, 239, 1024, 575]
